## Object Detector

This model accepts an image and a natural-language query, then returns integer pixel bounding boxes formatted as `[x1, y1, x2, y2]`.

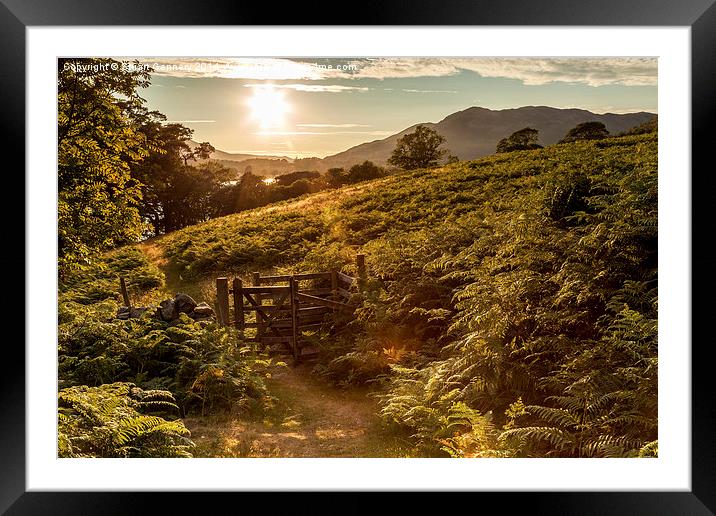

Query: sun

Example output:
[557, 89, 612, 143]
[247, 85, 290, 129]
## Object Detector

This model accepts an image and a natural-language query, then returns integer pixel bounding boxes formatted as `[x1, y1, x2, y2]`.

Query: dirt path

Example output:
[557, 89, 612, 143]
[183, 362, 412, 458]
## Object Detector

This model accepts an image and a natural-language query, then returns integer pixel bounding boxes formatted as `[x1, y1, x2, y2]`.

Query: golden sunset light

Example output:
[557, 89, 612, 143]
[246, 85, 290, 129]
[56, 55, 662, 467]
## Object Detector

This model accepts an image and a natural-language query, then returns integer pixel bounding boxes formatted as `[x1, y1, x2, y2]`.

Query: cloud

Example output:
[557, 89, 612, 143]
[131, 58, 345, 80]
[296, 123, 371, 128]
[401, 89, 458, 93]
[449, 58, 658, 87]
[352, 58, 458, 79]
[552, 105, 657, 114]
[244, 83, 370, 93]
[131, 57, 657, 87]
[253, 130, 393, 136]
[350, 57, 657, 86]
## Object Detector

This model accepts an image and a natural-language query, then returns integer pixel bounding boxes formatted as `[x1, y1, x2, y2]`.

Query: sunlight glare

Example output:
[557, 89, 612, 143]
[247, 85, 290, 129]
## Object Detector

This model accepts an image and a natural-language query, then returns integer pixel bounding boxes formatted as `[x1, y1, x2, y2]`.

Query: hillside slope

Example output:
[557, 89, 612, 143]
[148, 133, 658, 458]
[321, 106, 654, 168]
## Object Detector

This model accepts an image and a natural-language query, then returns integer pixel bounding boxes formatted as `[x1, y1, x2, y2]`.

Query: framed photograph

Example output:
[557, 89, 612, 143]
[6, 0, 713, 512]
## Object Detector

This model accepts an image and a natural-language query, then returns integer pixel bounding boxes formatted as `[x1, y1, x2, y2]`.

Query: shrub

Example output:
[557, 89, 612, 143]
[58, 382, 193, 458]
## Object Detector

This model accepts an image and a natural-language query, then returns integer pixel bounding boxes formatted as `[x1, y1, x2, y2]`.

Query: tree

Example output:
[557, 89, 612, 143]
[235, 170, 268, 211]
[58, 58, 151, 275]
[128, 113, 224, 235]
[387, 125, 449, 170]
[559, 121, 609, 144]
[346, 161, 386, 183]
[496, 127, 542, 153]
[182, 141, 214, 165]
[326, 167, 347, 187]
[274, 170, 321, 187]
[619, 116, 657, 136]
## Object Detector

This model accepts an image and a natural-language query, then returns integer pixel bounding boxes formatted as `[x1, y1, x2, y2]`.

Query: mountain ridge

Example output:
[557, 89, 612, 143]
[319, 105, 655, 169]
[194, 106, 656, 174]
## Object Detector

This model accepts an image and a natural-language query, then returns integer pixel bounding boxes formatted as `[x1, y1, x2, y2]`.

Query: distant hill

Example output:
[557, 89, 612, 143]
[320, 106, 656, 169]
[189, 106, 656, 174]
[187, 140, 298, 177]
[187, 140, 292, 163]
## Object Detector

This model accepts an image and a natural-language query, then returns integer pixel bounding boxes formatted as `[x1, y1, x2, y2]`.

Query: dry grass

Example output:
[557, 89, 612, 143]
[183, 362, 415, 458]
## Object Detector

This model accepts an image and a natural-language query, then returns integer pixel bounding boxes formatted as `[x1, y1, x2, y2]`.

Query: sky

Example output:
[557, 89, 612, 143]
[128, 57, 657, 159]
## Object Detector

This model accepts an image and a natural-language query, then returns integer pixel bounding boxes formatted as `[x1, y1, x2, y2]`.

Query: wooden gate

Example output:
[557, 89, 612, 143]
[215, 255, 366, 361]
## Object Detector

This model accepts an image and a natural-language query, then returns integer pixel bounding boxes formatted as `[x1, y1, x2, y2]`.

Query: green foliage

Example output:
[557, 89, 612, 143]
[161, 210, 326, 279]
[58, 382, 193, 458]
[59, 246, 164, 305]
[559, 121, 609, 144]
[620, 116, 657, 136]
[59, 301, 274, 415]
[131, 133, 657, 458]
[379, 371, 503, 457]
[58, 58, 151, 275]
[544, 169, 591, 224]
[129, 114, 232, 235]
[388, 125, 450, 170]
[373, 134, 657, 457]
[59, 246, 275, 418]
[496, 127, 542, 153]
[345, 161, 387, 183]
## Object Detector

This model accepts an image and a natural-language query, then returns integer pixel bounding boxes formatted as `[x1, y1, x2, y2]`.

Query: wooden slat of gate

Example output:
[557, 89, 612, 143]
[296, 292, 354, 312]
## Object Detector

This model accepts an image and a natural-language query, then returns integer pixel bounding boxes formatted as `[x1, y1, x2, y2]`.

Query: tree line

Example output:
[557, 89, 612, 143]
[495, 118, 656, 153]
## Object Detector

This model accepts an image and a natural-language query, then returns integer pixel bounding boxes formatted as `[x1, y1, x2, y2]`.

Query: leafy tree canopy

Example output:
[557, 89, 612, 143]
[496, 127, 543, 153]
[58, 58, 151, 275]
[559, 121, 609, 144]
[620, 116, 657, 136]
[388, 125, 449, 170]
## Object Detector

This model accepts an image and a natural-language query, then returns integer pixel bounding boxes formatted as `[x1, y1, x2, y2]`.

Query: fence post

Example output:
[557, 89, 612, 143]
[119, 277, 131, 307]
[330, 269, 339, 322]
[330, 269, 338, 300]
[252, 272, 263, 340]
[232, 278, 244, 334]
[216, 277, 229, 327]
[289, 276, 299, 363]
[356, 254, 366, 290]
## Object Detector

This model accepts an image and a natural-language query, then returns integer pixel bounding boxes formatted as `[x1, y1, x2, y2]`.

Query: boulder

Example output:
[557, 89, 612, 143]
[158, 298, 177, 321]
[174, 293, 197, 314]
[190, 302, 215, 319]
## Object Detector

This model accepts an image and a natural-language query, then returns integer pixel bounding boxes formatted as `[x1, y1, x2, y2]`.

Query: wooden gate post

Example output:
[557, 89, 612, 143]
[232, 278, 244, 334]
[330, 269, 339, 321]
[251, 272, 263, 340]
[119, 277, 131, 307]
[216, 277, 229, 327]
[289, 276, 299, 362]
[356, 254, 366, 290]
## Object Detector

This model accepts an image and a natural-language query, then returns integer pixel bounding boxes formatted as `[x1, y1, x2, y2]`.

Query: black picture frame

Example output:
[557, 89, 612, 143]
[5, 0, 713, 513]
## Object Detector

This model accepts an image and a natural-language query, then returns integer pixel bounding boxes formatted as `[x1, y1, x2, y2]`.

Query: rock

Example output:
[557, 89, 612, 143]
[158, 299, 177, 321]
[129, 307, 148, 319]
[190, 302, 215, 319]
[174, 293, 197, 314]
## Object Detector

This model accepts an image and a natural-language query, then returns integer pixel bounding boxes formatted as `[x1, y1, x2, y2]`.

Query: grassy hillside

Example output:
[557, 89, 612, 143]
[320, 106, 655, 167]
[141, 132, 657, 458]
